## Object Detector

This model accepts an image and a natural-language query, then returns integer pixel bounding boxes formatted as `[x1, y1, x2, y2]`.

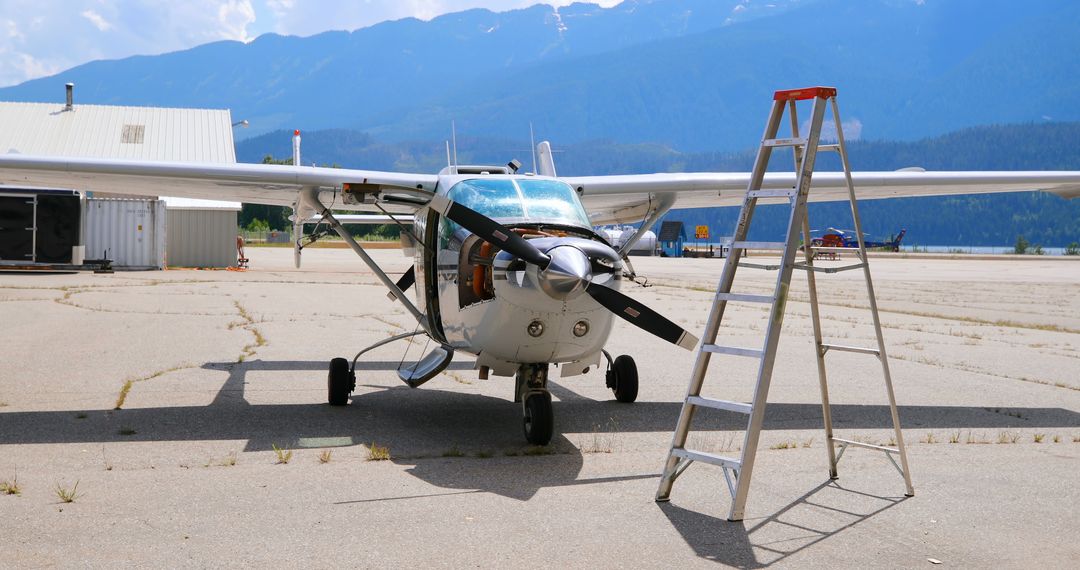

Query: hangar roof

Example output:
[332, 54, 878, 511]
[0, 101, 236, 163]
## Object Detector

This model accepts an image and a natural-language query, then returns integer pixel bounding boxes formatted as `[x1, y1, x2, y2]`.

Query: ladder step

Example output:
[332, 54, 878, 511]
[831, 437, 899, 454]
[672, 448, 743, 470]
[793, 262, 866, 274]
[747, 189, 798, 199]
[819, 144, 841, 152]
[702, 344, 763, 358]
[687, 395, 752, 414]
[821, 343, 880, 356]
[738, 261, 783, 271]
[715, 292, 774, 304]
[762, 137, 807, 148]
[732, 241, 787, 251]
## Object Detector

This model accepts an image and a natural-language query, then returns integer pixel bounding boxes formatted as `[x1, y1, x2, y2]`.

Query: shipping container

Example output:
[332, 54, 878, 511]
[85, 198, 166, 269]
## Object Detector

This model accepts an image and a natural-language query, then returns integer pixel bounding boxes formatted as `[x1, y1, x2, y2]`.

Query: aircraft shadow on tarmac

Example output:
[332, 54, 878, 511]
[1, 358, 1077, 501]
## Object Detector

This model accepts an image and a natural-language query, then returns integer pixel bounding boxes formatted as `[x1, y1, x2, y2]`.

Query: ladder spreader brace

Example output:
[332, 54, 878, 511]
[655, 86, 914, 521]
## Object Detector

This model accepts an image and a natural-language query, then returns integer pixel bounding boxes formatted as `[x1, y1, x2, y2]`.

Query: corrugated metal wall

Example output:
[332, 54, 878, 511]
[166, 209, 237, 268]
[85, 198, 166, 269]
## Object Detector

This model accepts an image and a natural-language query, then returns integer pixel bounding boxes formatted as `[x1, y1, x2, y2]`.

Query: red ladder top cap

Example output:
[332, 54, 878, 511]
[773, 86, 837, 101]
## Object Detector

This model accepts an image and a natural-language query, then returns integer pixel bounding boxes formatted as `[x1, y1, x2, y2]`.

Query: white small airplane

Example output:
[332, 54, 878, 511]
[2, 137, 1078, 445]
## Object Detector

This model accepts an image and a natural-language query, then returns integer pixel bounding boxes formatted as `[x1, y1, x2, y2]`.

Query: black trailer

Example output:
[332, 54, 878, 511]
[0, 188, 84, 266]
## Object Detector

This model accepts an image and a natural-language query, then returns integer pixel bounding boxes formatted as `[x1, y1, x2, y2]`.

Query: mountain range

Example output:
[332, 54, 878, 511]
[1, 0, 1078, 151]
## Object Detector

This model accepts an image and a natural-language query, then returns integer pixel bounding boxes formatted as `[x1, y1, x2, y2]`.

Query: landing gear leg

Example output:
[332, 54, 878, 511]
[517, 363, 553, 445]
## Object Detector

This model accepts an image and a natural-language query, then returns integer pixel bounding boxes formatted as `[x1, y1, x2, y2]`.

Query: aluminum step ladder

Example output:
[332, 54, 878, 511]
[655, 87, 914, 521]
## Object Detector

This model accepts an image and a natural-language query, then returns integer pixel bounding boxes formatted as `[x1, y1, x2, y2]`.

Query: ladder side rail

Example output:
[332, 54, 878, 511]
[728, 95, 831, 521]
[829, 97, 914, 496]
[787, 99, 840, 478]
[656, 98, 789, 501]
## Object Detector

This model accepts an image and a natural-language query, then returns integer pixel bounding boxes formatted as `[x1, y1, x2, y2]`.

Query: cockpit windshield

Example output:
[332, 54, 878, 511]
[445, 178, 590, 228]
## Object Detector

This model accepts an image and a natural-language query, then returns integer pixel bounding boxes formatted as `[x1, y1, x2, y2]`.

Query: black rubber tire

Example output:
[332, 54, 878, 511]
[327, 357, 353, 406]
[523, 392, 554, 446]
[611, 355, 639, 403]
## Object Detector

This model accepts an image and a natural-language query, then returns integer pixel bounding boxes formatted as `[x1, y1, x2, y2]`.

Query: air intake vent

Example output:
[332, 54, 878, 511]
[121, 124, 145, 144]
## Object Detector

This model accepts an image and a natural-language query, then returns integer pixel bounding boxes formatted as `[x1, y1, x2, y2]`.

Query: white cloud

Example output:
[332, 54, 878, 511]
[217, 0, 257, 42]
[81, 9, 113, 32]
[0, 1, 625, 87]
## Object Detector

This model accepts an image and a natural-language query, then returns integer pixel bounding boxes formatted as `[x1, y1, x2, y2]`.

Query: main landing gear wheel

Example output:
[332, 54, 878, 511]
[327, 357, 355, 406]
[523, 392, 554, 446]
[607, 354, 639, 403]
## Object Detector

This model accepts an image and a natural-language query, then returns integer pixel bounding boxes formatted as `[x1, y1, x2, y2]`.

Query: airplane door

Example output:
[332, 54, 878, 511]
[0, 194, 35, 262]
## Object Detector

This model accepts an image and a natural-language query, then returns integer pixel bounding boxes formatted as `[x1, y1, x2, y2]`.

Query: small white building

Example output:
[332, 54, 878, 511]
[164, 198, 242, 268]
[0, 85, 241, 268]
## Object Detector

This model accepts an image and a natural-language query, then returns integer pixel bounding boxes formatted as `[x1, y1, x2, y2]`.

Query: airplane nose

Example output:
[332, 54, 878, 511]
[538, 245, 593, 300]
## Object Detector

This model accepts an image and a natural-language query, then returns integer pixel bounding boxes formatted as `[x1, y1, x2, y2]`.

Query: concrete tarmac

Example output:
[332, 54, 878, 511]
[1, 248, 1078, 568]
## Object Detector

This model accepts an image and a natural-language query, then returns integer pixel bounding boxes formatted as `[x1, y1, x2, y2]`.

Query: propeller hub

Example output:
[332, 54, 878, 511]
[538, 245, 592, 300]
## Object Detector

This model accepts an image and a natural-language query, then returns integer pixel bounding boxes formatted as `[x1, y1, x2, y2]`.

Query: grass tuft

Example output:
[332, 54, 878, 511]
[0, 469, 20, 496]
[921, 432, 937, 444]
[523, 446, 554, 456]
[996, 431, 1020, 444]
[55, 480, 81, 503]
[318, 450, 333, 464]
[1033, 433, 1045, 444]
[118, 426, 137, 436]
[220, 452, 238, 467]
[442, 446, 465, 458]
[272, 443, 293, 464]
[367, 442, 391, 461]
[1052, 435, 1061, 443]
[948, 431, 961, 444]
[75, 412, 88, 420]
[474, 450, 494, 459]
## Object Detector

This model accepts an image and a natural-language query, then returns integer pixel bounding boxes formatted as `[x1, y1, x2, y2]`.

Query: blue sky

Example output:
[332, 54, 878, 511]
[0, 0, 621, 87]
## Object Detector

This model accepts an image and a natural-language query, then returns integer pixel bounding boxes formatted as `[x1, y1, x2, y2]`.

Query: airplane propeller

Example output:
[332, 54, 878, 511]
[430, 196, 699, 351]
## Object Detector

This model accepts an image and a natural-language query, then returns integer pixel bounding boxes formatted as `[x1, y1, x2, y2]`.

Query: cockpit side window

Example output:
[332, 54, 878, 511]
[447, 179, 525, 219]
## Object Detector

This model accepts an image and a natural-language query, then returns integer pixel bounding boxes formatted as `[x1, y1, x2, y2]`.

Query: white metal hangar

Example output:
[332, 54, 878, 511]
[0, 84, 241, 268]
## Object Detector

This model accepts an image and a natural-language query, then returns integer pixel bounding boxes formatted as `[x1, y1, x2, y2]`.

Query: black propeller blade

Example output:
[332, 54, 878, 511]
[585, 282, 699, 350]
[433, 196, 551, 269]
[386, 265, 416, 301]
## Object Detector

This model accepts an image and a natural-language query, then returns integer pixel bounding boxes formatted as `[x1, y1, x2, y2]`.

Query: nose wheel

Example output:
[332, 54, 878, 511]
[605, 353, 639, 403]
[517, 363, 554, 445]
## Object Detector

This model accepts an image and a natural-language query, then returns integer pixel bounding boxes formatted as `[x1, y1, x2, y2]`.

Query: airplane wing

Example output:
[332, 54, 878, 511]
[0, 154, 438, 214]
[2, 154, 1078, 226]
[570, 171, 1080, 225]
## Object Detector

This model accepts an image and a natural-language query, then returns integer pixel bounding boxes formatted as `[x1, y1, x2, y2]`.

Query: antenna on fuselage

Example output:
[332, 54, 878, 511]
[445, 141, 452, 169]
[529, 122, 538, 175]
[451, 120, 459, 170]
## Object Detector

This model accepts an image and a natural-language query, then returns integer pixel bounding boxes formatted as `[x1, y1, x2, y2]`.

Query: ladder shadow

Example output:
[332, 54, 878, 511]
[660, 479, 907, 567]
